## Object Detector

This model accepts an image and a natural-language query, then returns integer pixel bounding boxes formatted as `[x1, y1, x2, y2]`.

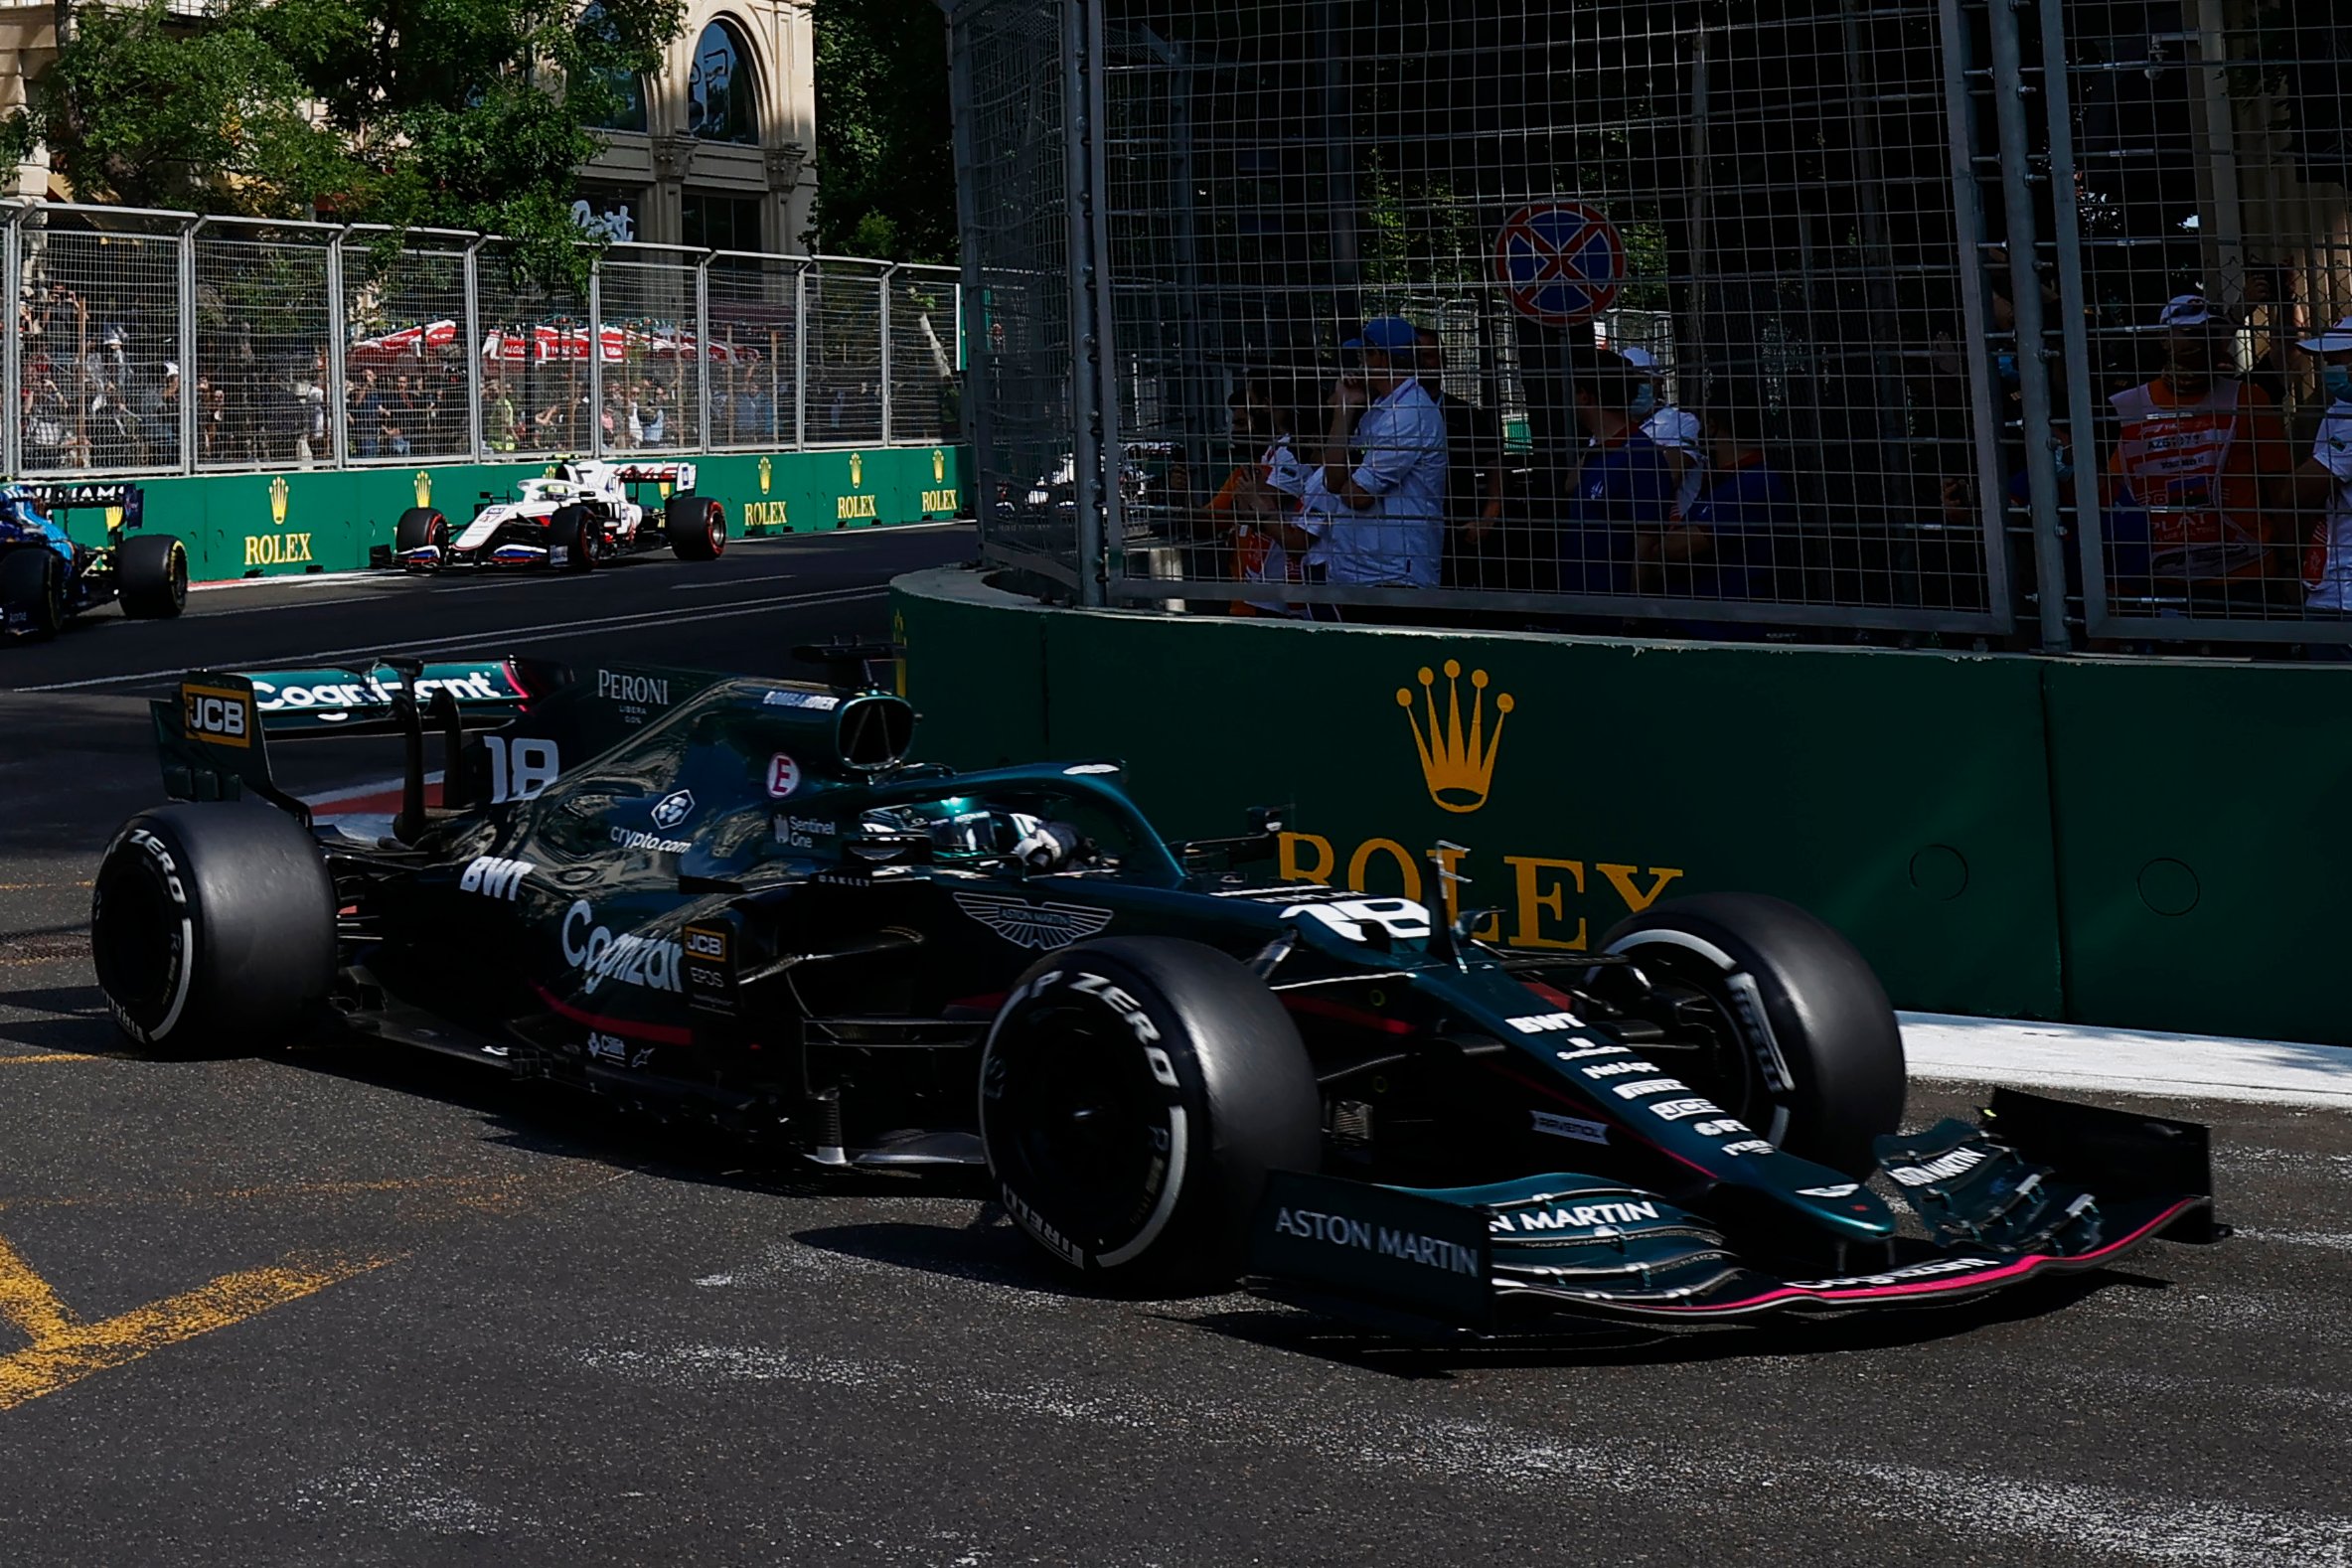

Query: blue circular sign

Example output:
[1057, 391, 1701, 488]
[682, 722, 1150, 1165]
[1493, 202, 1627, 327]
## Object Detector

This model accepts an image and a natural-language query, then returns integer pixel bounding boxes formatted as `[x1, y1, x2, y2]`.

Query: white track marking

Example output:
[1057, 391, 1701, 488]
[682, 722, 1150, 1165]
[11, 585, 888, 692]
[672, 572, 798, 590]
[1902, 1012, 2352, 1109]
[582, 1342, 2352, 1566]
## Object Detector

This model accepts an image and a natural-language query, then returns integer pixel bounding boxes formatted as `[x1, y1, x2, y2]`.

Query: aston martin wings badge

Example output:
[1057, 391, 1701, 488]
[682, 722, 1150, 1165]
[953, 892, 1113, 951]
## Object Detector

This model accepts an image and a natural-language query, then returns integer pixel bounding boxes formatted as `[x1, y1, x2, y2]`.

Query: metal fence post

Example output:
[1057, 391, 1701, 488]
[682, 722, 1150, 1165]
[2, 210, 20, 479]
[793, 262, 809, 450]
[695, 251, 712, 455]
[2037, 0, 2110, 641]
[1986, 0, 2072, 653]
[878, 264, 896, 445]
[1062, 0, 1110, 605]
[180, 217, 203, 474]
[587, 256, 604, 459]
[463, 236, 486, 461]
[325, 228, 350, 470]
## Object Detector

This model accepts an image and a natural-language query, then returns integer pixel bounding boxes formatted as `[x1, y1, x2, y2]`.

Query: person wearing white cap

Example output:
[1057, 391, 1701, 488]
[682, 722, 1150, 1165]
[1620, 346, 1705, 519]
[2106, 293, 2296, 605]
[2289, 316, 2352, 635]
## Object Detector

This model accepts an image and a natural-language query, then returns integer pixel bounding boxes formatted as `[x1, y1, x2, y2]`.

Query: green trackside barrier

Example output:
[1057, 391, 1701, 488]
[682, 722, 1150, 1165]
[45, 444, 974, 581]
[891, 568, 2066, 1022]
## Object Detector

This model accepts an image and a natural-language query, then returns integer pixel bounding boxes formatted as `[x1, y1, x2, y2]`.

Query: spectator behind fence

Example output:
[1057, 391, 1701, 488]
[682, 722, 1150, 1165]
[1558, 347, 1676, 596]
[484, 376, 519, 452]
[1206, 378, 1316, 618]
[1300, 315, 1448, 616]
[2290, 315, 2352, 647]
[349, 370, 386, 459]
[135, 362, 180, 468]
[1413, 327, 1506, 591]
[636, 380, 668, 445]
[1662, 402, 1800, 604]
[1621, 346, 1706, 519]
[2106, 294, 2296, 613]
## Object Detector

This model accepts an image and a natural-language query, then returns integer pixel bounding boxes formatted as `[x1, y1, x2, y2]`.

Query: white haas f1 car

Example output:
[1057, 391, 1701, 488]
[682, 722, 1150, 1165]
[387, 461, 726, 573]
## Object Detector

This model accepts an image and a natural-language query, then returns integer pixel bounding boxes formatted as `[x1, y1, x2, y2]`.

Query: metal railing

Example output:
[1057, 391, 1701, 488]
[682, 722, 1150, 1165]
[949, 0, 2352, 655]
[1, 202, 965, 480]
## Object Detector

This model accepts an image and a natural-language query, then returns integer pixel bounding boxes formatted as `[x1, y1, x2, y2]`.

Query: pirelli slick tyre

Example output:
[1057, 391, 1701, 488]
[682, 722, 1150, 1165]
[115, 533, 188, 618]
[979, 937, 1321, 1291]
[1599, 893, 1905, 1177]
[393, 507, 449, 569]
[89, 804, 336, 1055]
[548, 506, 596, 572]
[665, 494, 725, 561]
[1, 547, 66, 638]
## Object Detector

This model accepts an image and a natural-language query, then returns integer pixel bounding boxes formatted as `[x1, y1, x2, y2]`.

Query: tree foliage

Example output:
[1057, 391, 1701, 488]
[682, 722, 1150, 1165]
[809, 0, 955, 264]
[4, 0, 683, 285]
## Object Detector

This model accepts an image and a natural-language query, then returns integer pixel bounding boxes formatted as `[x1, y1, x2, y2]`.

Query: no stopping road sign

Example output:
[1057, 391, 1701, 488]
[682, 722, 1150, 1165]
[1494, 201, 1626, 327]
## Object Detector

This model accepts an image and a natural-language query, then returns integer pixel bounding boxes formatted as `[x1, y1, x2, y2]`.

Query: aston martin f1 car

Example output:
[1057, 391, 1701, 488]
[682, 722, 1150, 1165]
[90, 646, 2216, 1331]
[0, 481, 186, 637]
[383, 460, 725, 573]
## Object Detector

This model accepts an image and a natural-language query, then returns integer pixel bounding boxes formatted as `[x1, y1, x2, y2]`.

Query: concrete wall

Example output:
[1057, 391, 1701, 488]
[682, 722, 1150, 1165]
[892, 566, 2351, 1045]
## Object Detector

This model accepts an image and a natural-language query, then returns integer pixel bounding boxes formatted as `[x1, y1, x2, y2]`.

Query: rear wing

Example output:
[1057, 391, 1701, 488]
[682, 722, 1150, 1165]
[241, 659, 551, 737]
[19, 480, 143, 531]
[611, 462, 697, 493]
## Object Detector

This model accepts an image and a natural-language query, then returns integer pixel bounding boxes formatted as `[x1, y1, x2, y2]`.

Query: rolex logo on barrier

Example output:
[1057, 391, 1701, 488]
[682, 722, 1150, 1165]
[758, 455, 772, 495]
[850, 451, 863, 488]
[269, 475, 289, 527]
[414, 470, 432, 509]
[932, 447, 946, 483]
[247, 474, 313, 568]
[1400, 660, 1513, 815]
[836, 450, 877, 522]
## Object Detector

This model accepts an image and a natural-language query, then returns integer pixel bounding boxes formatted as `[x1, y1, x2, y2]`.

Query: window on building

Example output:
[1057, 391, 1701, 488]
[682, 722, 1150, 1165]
[682, 192, 764, 253]
[577, 3, 648, 132]
[686, 21, 757, 145]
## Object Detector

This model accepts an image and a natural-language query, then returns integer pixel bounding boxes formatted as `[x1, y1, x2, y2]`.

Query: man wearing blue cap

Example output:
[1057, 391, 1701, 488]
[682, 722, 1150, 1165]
[1298, 314, 1448, 614]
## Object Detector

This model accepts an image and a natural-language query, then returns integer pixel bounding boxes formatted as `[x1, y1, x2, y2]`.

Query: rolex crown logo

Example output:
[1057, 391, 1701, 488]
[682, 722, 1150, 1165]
[1399, 660, 1513, 815]
[849, 451, 863, 489]
[414, 470, 431, 509]
[932, 447, 946, 483]
[268, 475, 289, 526]
[758, 455, 772, 495]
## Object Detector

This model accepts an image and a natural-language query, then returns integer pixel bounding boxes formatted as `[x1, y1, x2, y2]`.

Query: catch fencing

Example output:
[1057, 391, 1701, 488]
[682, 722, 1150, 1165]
[947, 0, 2352, 653]
[3, 202, 963, 482]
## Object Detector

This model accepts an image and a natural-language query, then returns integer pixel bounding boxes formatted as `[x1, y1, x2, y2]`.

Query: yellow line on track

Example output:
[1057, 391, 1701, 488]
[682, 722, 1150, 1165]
[0, 1249, 391, 1412]
[0, 1053, 100, 1065]
[0, 1236, 79, 1341]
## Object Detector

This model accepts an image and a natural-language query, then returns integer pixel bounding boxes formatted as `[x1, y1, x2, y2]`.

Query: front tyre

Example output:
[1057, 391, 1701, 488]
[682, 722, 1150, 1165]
[548, 506, 597, 573]
[115, 534, 188, 618]
[393, 507, 449, 571]
[980, 937, 1321, 1290]
[1598, 892, 1905, 1176]
[90, 804, 336, 1055]
[1, 548, 66, 638]
[665, 494, 726, 561]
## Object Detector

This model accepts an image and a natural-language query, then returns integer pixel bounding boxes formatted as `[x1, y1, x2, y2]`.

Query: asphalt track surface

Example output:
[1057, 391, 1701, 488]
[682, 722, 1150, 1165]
[2, 527, 2350, 1566]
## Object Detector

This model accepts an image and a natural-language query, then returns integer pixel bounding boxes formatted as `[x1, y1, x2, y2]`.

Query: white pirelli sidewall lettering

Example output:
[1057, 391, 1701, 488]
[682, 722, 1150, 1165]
[122, 827, 196, 1042]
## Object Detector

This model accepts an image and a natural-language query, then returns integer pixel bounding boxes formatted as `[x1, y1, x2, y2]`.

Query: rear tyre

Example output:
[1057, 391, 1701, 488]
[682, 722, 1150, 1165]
[89, 804, 337, 1056]
[115, 534, 188, 618]
[0, 547, 66, 638]
[980, 937, 1321, 1290]
[548, 506, 596, 573]
[665, 494, 726, 561]
[393, 507, 449, 570]
[1597, 892, 1905, 1176]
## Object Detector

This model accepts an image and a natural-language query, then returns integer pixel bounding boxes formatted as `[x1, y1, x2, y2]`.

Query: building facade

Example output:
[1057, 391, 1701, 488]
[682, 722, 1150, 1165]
[0, 0, 817, 250]
[573, 0, 818, 254]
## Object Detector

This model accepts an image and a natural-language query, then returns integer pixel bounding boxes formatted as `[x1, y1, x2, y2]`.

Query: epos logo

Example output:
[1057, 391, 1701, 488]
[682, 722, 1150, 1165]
[180, 684, 252, 749]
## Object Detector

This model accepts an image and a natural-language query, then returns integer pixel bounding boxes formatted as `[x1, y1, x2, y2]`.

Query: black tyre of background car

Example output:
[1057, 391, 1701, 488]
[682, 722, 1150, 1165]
[89, 803, 337, 1055]
[548, 506, 596, 572]
[1598, 892, 1905, 1176]
[114, 533, 188, 619]
[980, 937, 1322, 1290]
[0, 547, 66, 637]
[665, 494, 726, 561]
[393, 506, 449, 568]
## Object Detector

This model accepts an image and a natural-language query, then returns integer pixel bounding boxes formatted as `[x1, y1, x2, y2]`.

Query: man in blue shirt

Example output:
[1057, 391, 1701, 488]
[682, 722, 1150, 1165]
[1665, 403, 1799, 603]
[1558, 348, 1675, 596]
[1299, 315, 1448, 618]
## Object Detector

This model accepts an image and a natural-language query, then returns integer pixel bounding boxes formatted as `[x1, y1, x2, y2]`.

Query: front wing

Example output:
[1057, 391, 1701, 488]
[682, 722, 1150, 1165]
[1248, 1089, 2215, 1333]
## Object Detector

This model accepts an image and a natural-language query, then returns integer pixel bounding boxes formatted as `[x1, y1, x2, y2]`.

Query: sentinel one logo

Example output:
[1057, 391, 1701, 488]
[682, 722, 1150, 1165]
[1398, 660, 1513, 814]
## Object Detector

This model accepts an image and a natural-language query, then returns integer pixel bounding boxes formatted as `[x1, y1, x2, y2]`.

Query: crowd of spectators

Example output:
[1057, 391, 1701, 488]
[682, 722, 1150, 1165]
[1171, 293, 2352, 653]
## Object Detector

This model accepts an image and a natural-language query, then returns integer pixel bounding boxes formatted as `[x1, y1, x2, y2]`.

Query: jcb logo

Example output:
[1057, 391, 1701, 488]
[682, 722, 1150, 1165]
[181, 685, 252, 749]
[458, 856, 535, 900]
[684, 925, 727, 960]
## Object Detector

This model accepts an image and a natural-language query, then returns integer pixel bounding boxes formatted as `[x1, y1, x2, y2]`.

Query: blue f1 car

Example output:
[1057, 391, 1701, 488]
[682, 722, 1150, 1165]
[0, 481, 187, 638]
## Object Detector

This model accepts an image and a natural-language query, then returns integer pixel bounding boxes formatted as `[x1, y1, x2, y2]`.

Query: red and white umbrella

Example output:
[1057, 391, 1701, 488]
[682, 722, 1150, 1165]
[349, 319, 460, 365]
[646, 331, 759, 365]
